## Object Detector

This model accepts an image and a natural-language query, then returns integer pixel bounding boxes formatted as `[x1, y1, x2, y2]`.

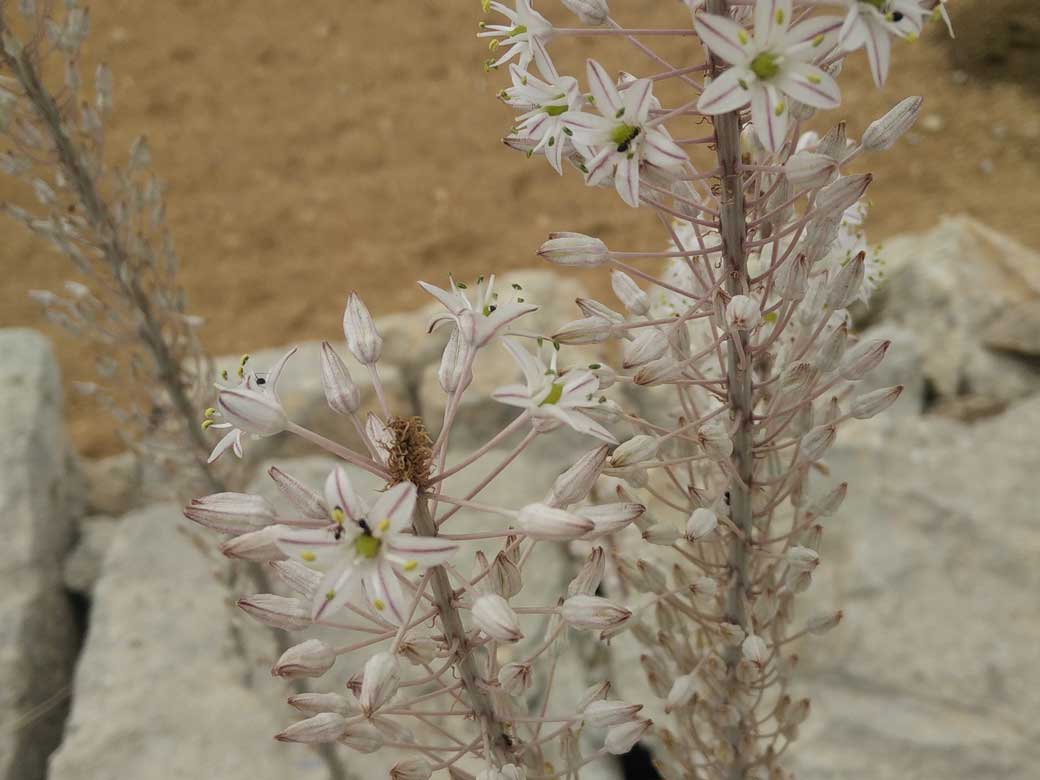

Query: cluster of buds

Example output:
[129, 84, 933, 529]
[186, 0, 951, 778]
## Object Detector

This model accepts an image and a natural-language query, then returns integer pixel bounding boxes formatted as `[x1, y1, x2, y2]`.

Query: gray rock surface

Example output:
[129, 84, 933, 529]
[62, 517, 119, 596]
[47, 503, 332, 780]
[0, 329, 81, 780]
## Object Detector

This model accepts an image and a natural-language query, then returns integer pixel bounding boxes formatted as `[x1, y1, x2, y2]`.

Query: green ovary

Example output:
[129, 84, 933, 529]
[539, 382, 564, 406]
[750, 52, 780, 80]
[610, 123, 639, 147]
[354, 534, 381, 559]
[544, 104, 568, 117]
[862, 0, 887, 9]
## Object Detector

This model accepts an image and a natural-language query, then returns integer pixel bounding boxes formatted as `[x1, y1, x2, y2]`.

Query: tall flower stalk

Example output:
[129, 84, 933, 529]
[184, 1, 950, 778]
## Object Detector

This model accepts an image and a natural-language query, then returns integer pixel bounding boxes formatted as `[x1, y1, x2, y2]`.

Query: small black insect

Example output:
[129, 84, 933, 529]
[358, 518, 370, 533]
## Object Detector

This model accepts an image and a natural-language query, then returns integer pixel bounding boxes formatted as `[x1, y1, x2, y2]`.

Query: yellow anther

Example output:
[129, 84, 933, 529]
[775, 9, 784, 23]
[201, 419, 214, 431]
[377, 518, 391, 533]
[373, 598, 386, 611]
[220, 368, 229, 380]
[481, 0, 490, 12]
[204, 407, 216, 418]
[239, 354, 250, 366]
[774, 101, 785, 117]
[331, 507, 345, 525]
[808, 74, 821, 84]
[403, 560, 418, 572]
[738, 31, 749, 45]
[488, 39, 499, 51]
[812, 33, 825, 47]
[325, 590, 336, 601]
[301, 551, 316, 562]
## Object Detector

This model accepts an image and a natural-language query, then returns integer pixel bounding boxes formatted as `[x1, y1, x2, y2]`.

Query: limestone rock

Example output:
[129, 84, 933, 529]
[981, 299, 1040, 357]
[0, 329, 80, 780]
[63, 517, 119, 596]
[48, 504, 331, 780]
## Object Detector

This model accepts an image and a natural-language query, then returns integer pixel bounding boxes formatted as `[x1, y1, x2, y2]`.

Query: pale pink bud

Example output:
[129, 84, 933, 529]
[288, 691, 357, 716]
[272, 639, 336, 679]
[548, 445, 609, 507]
[583, 699, 643, 728]
[726, 295, 761, 331]
[775, 254, 810, 302]
[472, 594, 523, 643]
[785, 546, 820, 572]
[391, 758, 432, 780]
[804, 482, 847, 519]
[611, 270, 649, 316]
[636, 559, 667, 593]
[360, 652, 400, 715]
[826, 251, 866, 309]
[816, 121, 849, 159]
[268, 466, 327, 519]
[862, 96, 922, 152]
[839, 338, 890, 380]
[815, 323, 848, 373]
[692, 576, 717, 600]
[553, 316, 615, 345]
[238, 594, 311, 631]
[268, 559, 323, 599]
[487, 552, 523, 599]
[564, 548, 603, 599]
[517, 503, 594, 540]
[319, 340, 360, 415]
[343, 292, 382, 365]
[686, 507, 718, 541]
[781, 361, 819, 392]
[698, 421, 733, 460]
[588, 362, 617, 389]
[742, 634, 769, 667]
[538, 232, 609, 267]
[219, 526, 286, 562]
[622, 329, 669, 369]
[806, 610, 843, 635]
[642, 523, 680, 546]
[275, 712, 348, 743]
[561, 594, 631, 631]
[604, 718, 652, 754]
[665, 674, 697, 713]
[609, 434, 659, 468]
[216, 386, 287, 436]
[784, 151, 837, 188]
[498, 662, 533, 695]
[184, 492, 275, 535]
[633, 356, 681, 386]
[399, 636, 444, 666]
[816, 174, 872, 216]
[338, 722, 384, 753]
[719, 622, 746, 644]
[576, 296, 625, 325]
[850, 385, 903, 419]
[577, 681, 612, 710]
[560, 0, 609, 25]
[785, 698, 811, 727]
[438, 327, 470, 394]
[800, 424, 836, 464]
[578, 503, 644, 539]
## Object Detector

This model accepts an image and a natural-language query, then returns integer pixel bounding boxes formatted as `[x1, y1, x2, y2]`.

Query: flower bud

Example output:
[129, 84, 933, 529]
[800, 424, 836, 464]
[633, 356, 681, 386]
[360, 652, 400, 715]
[784, 698, 811, 727]
[216, 386, 288, 436]
[839, 338, 890, 380]
[719, 622, 746, 644]
[400, 636, 445, 666]
[371, 716, 415, 745]
[269, 559, 323, 598]
[561, 594, 631, 631]
[538, 232, 609, 267]
[784, 151, 837, 188]
[609, 434, 659, 468]
[578, 502, 644, 539]
[806, 609, 843, 635]
[275, 712, 348, 743]
[692, 575, 717, 600]
[268, 466, 327, 520]
[685, 507, 718, 541]
[726, 295, 761, 331]
[816, 174, 872, 216]
[472, 594, 523, 643]
[567, 546, 605, 596]
[665, 674, 697, 713]
[288, 691, 357, 716]
[438, 327, 471, 394]
[862, 96, 922, 152]
[604, 718, 652, 754]
[815, 323, 848, 373]
[636, 559, 667, 593]
[391, 758, 432, 780]
[622, 329, 669, 368]
[611, 270, 650, 316]
[238, 594, 311, 631]
[826, 251, 866, 310]
[498, 662, 533, 694]
[338, 722, 384, 753]
[219, 526, 287, 562]
[775, 253, 809, 302]
[319, 341, 360, 415]
[583, 699, 643, 728]
[698, 421, 733, 461]
[642, 523, 680, 546]
[785, 546, 819, 572]
[804, 481, 847, 519]
[742, 634, 769, 667]
[488, 552, 523, 599]
[576, 296, 625, 325]
[850, 385, 903, 419]
[184, 492, 275, 535]
[552, 316, 615, 345]
[343, 292, 382, 365]
[560, 0, 609, 25]
[816, 121, 849, 160]
[272, 639, 336, 679]
[517, 503, 594, 540]
[548, 445, 609, 507]
[577, 681, 612, 710]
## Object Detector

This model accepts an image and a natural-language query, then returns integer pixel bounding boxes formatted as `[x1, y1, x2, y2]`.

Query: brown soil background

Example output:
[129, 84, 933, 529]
[2, 0, 1038, 457]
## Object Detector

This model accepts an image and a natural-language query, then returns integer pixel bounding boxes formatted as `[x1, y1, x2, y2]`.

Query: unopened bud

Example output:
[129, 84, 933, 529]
[488, 552, 523, 599]
[577, 680, 612, 710]
[623, 329, 669, 368]
[806, 610, 844, 635]
[611, 270, 650, 316]
[319, 340, 360, 414]
[498, 662, 533, 694]
[472, 594, 523, 643]
[816, 174, 871, 216]
[553, 316, 615, 345]
[583, 699, 643, 728]
[269, 559, 323, 598]
[839, 338, 890, 380]
[686, 507, 718, 541]
[343, 292, 382, 364]
[360, 652, 400, 715]
[517, 503, 594, 539]
[268, 466, 327, 520]
[850, 385, 903, 419]
[184, 492, 275, 535]
[288, 691, 356, 716]
[604, 718, 652, 754]
[578, 502, 644, 539]
[216, 386, 288, 436]
[815, 323, 848, 373]
[238, 594, 311, 631]
[826, 251, 866, 310]
[272, 639, 336, 679]
[538, 232, 609, 267]
[804, 482, 847, 519]
[742, 634, 769, 667]
[561, 594, 632, 631]
[567, 546, 606, 596]
[775, 253, 810, 301]
[219, 526, 286, 562]
[785, 546, 820, 572]
[560, 0, 609, 25]
[391, 758, 433, 780]
[698, 421, 733, 460]
[862, 96, 922, 152]
[548, 445, 609, 507]
[609, 434, 659, 468]
[665, 674, 697, 713]
[338, 722, 384, 753]
[726, 295, 761, 331]
[642, 523, 680, 546]
[438, 328, 470, 393]
[784, 151, 837, 188]
[800, 424, 836, 463]
[275, 712, 348, 743]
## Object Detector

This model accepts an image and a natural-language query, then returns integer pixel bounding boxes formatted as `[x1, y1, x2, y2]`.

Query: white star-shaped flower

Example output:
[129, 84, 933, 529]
[419, 274, 537, 348]
[478, 0, 554, 71]
[562, 60, 688, 207]
[695, 0, 843, 153]
[838, 0, 928, 86]
[273, 468, 458, 623]
[492, 338, 618, 444]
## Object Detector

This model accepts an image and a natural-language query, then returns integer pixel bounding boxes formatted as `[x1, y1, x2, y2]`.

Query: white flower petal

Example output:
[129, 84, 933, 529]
[754, 0, 791, 45]
[324, 466, 368, 524]
[750, 83, 788, 154]
[697, 68, 752, 115]
[313, 565, 364, 621]
[586, 58, 622, 118]
[643, 129, 688, 169]
[614, 153, 641, 207]
[384, 535, 460, 568]
[364, 559, 408, 625]
[621, 78, 654, 124]
[369, 481, 418, 537]
[693, 13, 751, 66]
[775, 63, 840, 109]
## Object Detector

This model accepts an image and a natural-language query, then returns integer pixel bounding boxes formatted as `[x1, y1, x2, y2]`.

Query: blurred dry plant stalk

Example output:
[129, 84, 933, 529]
[0, 0, 222, 492]
[0, 0, 949, 779]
